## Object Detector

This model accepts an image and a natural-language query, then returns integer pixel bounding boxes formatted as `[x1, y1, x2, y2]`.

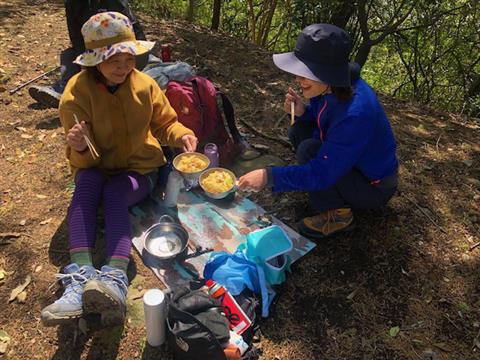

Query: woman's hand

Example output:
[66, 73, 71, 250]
[181, 134, 198, 152]
[238, 169, 268, 192]
[66, 121, 88, 152]
[284, 87, 305, 117]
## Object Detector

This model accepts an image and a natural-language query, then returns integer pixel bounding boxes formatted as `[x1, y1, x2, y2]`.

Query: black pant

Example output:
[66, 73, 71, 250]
[56, 0, 149, 91]
[288, 121, 397, 212]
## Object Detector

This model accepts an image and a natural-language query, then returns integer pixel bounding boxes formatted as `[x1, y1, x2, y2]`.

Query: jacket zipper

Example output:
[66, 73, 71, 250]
[316, 99, 328, 142]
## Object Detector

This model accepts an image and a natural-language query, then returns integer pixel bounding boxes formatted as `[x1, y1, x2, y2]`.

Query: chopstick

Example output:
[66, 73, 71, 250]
[73, 114, 100, 159]
[290, 101, 295, 126]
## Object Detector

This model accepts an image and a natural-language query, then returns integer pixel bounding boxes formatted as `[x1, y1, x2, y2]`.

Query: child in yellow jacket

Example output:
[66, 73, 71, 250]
[41, 12, 197, 327]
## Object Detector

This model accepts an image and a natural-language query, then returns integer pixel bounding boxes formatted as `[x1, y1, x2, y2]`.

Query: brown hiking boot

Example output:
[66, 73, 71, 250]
[297, 208, 355, 239]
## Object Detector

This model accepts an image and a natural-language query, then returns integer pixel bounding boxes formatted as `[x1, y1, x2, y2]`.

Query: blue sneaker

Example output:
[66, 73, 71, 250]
[83, 265, 129, 326]
[41, 263, 96, 326]
[28, 84, 62, 108]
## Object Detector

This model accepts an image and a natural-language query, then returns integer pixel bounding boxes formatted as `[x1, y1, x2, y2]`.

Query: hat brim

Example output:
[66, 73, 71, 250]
[273, 52, 351, 87]
[74, 40, 155, 67]
[273, 52, 321, 82]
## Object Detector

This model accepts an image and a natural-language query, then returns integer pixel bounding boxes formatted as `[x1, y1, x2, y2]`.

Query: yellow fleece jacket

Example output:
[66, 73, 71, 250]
[59, 69, 194, 176]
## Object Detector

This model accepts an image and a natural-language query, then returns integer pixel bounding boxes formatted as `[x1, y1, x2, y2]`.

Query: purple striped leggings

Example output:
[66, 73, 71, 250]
[69, 168, 153, 261]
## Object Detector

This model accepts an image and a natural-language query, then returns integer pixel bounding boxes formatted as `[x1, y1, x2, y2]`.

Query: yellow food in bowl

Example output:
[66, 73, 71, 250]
[201, 170, 235, 193]
[176, 155, 209, 173]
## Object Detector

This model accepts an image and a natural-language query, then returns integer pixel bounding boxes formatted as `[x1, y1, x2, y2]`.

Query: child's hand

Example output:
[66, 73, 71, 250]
[181, 134, 198, 152]
[284, 87, 305, 117]
[238, 169, 267, 192]
[66, 121, 88, 152]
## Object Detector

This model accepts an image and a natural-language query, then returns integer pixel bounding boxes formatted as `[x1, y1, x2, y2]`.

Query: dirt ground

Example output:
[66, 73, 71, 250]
[1, 0, 480, 359]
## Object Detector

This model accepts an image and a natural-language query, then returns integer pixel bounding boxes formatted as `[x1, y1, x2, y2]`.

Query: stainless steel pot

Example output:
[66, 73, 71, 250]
[172, 152, 210, 182]
[142, 215, 189, 267]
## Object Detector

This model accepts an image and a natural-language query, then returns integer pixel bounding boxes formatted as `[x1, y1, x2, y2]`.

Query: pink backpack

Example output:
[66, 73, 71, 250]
[165, 76, 245, 166]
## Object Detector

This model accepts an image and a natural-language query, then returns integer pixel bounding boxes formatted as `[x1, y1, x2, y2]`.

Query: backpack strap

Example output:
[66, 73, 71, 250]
[216, 91, 243, 144]
[190, 79, 206, 130]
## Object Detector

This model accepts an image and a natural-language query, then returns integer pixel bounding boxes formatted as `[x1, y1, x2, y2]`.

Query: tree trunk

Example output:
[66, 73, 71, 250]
[186, 0, 195, 22]
[354, 41, 372, 67]
[211, 0, 222, 31]
[247, 0, 256, 43]
[260, 0, 277, 46]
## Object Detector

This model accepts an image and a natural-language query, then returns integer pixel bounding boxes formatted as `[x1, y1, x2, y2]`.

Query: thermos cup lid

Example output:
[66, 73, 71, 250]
[143, 288, 165, 306]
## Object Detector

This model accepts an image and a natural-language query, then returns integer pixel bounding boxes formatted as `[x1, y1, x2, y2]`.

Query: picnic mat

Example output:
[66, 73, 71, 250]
[131, 190, 316, 289]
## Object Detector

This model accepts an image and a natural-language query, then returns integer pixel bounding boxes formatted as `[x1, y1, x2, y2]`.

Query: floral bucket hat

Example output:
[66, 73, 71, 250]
[74, 11, 155, 67]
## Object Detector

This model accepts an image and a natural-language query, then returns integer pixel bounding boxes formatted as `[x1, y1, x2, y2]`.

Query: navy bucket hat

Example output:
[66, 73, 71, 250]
[273, 24, 353, 87]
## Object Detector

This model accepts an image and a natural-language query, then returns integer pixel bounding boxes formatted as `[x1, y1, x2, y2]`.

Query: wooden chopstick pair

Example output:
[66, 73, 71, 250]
[290, 101, 295, 125]
[73, 114, 100, 159]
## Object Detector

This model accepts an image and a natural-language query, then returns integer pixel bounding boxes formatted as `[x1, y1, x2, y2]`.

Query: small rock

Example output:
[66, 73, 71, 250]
[466, 177, 480, 188]
[461, 254, 471, 261]
[423, 349, 437, 360]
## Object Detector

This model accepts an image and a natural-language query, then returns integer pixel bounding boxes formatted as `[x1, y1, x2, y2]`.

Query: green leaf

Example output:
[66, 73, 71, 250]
[389, 326, 400, 337]
[457, 302, 470, 312]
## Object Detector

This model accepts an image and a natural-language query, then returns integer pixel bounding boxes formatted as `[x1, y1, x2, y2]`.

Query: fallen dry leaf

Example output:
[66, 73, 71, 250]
[9, 275, 32, 302]
[0, 233, 22, 245]
[16, 291, 27, 303]
[40, 217, 52, 225]
[35, 194, 47, 199]
[0, 232, 22, 239]
[0, 330, 11, 354]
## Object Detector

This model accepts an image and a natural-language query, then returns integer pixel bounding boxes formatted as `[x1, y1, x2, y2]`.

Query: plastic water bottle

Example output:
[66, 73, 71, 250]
[204, 143, 219, 168]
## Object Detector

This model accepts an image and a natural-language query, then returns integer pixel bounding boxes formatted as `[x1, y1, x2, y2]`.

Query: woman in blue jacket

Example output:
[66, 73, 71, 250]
[238, 24, 398, 239]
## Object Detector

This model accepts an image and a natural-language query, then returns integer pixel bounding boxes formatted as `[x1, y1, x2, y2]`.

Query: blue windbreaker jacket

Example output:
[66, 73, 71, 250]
[271, 78, 398, 192]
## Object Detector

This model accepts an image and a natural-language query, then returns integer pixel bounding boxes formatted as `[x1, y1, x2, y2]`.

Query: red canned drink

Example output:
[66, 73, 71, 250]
[161, 44, 171, 62]
[205, 279, 252, 335]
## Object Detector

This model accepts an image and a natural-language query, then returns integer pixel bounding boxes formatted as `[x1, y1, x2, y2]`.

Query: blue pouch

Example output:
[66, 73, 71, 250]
[203, 250, 274, 317]
[238, 225, 292, 286]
